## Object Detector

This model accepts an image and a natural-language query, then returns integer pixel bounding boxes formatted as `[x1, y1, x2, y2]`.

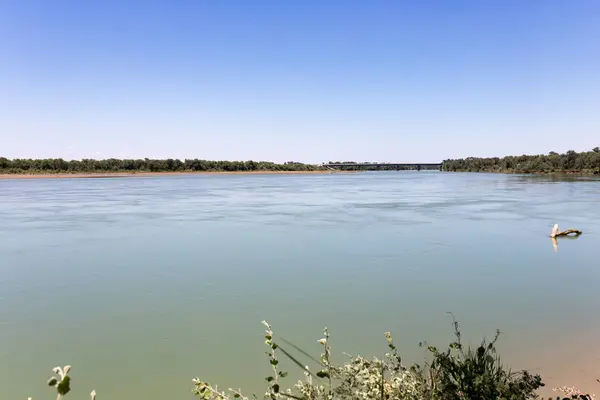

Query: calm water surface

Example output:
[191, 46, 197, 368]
[1, 172, 599, 399]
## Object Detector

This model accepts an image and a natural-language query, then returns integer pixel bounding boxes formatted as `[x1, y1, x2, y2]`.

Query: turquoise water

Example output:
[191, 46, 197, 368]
[1, 172, 599, 399]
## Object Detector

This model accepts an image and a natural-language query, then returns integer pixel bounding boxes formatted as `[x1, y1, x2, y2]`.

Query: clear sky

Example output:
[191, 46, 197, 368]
[1, 0, 598, 163]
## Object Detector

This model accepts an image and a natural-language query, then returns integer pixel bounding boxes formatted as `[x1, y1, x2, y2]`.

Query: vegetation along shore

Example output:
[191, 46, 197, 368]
[0, 171, 338, 180]
[1, 148, 598, 177]
[442, 148, 600, 174]
[0, 158, 326, 176]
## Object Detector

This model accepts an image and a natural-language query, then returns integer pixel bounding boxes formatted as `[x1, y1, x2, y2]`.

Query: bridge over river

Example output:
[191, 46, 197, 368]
[325, 162, 442, 171]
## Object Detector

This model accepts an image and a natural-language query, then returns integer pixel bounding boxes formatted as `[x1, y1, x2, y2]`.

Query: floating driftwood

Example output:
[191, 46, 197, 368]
[551, 224, 582, 238]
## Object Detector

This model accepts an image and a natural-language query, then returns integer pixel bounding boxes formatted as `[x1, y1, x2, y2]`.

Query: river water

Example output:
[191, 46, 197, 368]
[1, 172, 599, 399]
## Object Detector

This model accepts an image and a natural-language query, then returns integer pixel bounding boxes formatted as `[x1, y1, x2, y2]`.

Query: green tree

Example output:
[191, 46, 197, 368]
[441, 148, 598, 174]
[0, 157, 323, 174]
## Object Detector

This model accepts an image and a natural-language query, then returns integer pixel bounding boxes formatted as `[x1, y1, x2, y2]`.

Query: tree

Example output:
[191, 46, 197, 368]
[441, 148, 598, 174]
[0, 157, 323, 174]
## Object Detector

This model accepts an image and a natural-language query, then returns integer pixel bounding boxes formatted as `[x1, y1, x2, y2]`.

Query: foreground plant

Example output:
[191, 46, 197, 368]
[416, 318, 543, 400]
[22, 336, 596, 400]
[28, 366, 95, 400]
[192, 319, 550, 399]
[553, 385, 596, 400]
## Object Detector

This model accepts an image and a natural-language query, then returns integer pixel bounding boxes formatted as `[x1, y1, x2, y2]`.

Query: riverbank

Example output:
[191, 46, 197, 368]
[444, 169, 599, 175]
[442, 148, 600, 175]
[0, 170, 349, 180]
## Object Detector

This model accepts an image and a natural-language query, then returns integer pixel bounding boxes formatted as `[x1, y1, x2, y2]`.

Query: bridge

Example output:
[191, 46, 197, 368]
[324, 162, 442, 171]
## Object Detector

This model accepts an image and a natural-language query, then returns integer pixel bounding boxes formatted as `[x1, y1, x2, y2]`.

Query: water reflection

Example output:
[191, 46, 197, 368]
[515, 174, 600, 184]
[551, 234, 582, 253]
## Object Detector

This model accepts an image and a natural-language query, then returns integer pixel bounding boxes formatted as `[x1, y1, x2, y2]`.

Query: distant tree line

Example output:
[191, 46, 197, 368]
[0, 157, 323, 174]
[442, 148, 600, 174]
[3, 150, 598, 174]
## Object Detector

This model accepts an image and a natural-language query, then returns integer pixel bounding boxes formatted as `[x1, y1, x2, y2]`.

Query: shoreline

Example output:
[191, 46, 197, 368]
[444, 169, 599, 175]
[444, 170, 600, 177]
[0, 170, 350, 180]
[1, 170, 596, 180]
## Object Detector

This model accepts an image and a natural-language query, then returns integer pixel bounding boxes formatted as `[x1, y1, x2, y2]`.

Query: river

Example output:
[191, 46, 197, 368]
[1, 172, 599, 399]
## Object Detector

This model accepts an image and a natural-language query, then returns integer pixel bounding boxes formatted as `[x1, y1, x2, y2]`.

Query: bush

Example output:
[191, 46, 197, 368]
[28, 320, 597, 400]
[192, 319, 555, 400]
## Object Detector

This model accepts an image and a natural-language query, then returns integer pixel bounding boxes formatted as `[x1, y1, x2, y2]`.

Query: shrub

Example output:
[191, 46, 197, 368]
[27, 365, 95, 400]
[192, 319, 553, 400]
[26, 321, 597, 400]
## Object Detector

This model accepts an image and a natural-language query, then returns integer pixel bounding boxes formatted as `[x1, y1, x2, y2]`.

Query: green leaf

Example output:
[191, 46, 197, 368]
[234, 394, 241, 398]
[266, 376, 274, 382]
[278, 371, 288, 378]
[270, 359, 279, 366]
[47, 377, 58, 386]
[316, 370, 329, 378]
[272, 384, 280, 393]
[56, 376, 71, 396]
[477, 346, 485, 357]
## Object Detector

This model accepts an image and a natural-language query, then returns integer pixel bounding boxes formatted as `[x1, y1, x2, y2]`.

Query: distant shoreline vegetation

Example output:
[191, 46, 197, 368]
[442, 148, 600, 174]
[0, 158, 324, 174]
[1, 148, 599, 175]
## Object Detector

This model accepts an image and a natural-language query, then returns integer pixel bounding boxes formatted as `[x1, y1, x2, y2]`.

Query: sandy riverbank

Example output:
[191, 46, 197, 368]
[0, 170, 350, 180]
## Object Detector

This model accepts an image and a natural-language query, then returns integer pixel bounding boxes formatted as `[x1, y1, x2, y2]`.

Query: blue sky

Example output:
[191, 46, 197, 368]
[1, 0, 598, 163]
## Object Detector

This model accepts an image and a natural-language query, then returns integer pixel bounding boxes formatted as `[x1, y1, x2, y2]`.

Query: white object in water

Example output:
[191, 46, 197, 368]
[551, 224, 559, 238]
